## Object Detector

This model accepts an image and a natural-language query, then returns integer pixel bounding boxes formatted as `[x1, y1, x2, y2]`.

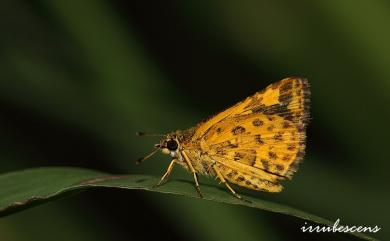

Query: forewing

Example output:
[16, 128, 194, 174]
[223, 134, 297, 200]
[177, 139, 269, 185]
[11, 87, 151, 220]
[196, 77, 310, 179]
[192, 77, 310, 141]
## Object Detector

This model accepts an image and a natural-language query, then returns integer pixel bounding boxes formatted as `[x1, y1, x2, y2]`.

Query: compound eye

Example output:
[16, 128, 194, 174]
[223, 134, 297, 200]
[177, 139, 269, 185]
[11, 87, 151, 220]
[166, 139, 178, 151]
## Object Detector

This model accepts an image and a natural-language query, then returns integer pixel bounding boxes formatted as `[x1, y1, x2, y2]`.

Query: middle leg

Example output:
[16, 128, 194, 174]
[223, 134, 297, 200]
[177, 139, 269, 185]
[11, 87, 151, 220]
[181, 151, 203, 198]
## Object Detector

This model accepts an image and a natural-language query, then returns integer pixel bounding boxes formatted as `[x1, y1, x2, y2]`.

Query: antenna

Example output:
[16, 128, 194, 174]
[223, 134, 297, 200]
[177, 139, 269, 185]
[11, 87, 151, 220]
[135, 145, 160, 165]
[136, 131, 164, 137]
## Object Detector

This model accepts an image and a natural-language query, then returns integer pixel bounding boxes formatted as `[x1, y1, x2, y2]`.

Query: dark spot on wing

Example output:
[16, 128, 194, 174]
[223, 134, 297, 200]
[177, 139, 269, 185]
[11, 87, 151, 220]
[280, 112, 294, 121]
[268, 152, 277, 160]
[247, 152, 256, 166]
[252, 119, 264, 126]
[283, 154, 291, 161]
[275, 164, 285, 171]
[227, 172, 234, 178]
[223, 140, 238, 149]
[234, 152, 244, 161]
[232, 126, 246, 135]
[215, 146, 226, 155]
[261, 159, 269, 171]
[236, 176, 245, 182]
[287, 144, 295, 151]
[279, 92, 292, 103]
[274, 133, 283, 141]
[280, 80, 293, 90]
[255, 134, 264, 144]
[267, 115, 275, 121]
[228, 143, 238, 148]
[282, 121, 291, 128]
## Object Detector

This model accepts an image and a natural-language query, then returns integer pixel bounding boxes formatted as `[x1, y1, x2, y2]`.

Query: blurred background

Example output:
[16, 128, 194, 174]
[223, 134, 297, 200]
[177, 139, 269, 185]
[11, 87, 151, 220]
[0, 0, 389, 240]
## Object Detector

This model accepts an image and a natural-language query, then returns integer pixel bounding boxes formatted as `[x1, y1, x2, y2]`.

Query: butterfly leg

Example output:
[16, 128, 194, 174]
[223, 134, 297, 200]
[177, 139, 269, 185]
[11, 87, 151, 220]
[181, 151, 203, 198]
[154, 159, 178, 188]
[212, 165, 250, 202]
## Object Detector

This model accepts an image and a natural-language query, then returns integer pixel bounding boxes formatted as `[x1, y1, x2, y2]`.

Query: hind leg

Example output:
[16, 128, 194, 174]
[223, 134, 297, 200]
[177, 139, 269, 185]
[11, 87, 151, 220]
[212, 165, 249, 202]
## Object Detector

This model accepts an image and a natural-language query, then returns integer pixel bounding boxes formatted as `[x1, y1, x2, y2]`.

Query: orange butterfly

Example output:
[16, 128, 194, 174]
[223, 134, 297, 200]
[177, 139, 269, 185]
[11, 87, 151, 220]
[137, 77, 310, 200]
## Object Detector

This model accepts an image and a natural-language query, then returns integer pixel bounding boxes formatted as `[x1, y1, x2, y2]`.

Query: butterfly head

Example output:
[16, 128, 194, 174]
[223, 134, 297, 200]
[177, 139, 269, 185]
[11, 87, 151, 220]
[158, 134, 180, 157]
[135, 131, 180, 164]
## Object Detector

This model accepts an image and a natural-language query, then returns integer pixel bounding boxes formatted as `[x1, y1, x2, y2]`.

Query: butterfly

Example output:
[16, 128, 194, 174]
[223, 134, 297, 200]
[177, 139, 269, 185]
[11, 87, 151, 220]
[137, 77, 310, 200]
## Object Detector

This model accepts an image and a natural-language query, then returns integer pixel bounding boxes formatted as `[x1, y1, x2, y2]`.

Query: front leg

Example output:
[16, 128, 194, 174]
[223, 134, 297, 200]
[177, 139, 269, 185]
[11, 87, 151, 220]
[154, 159, 178, 187]
[181, 151, 203, 198]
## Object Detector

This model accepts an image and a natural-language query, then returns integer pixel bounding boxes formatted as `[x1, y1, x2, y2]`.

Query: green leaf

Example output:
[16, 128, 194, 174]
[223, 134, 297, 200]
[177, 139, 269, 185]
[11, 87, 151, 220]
[0, 167, 377, 241]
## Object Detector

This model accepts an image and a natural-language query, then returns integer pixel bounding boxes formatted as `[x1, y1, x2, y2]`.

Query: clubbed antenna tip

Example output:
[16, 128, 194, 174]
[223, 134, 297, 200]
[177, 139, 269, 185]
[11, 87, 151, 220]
[135, 131, 163, 137]
[135, 147, 160, 165]
[136, 131, 145, 136]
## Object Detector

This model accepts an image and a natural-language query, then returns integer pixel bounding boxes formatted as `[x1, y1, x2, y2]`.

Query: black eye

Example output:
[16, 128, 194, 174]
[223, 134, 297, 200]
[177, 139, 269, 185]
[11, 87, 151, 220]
[166, 139, 178, 151]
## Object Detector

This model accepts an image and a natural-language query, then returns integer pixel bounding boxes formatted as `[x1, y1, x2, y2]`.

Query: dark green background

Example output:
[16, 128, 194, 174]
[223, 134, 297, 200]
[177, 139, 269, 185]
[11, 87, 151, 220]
[0, 1, 388, 240]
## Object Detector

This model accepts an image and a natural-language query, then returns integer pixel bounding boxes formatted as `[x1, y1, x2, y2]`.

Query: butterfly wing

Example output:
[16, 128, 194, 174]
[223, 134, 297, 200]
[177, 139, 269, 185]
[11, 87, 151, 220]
[192, 77, 309, 137]
[190, 77, 310, 191]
